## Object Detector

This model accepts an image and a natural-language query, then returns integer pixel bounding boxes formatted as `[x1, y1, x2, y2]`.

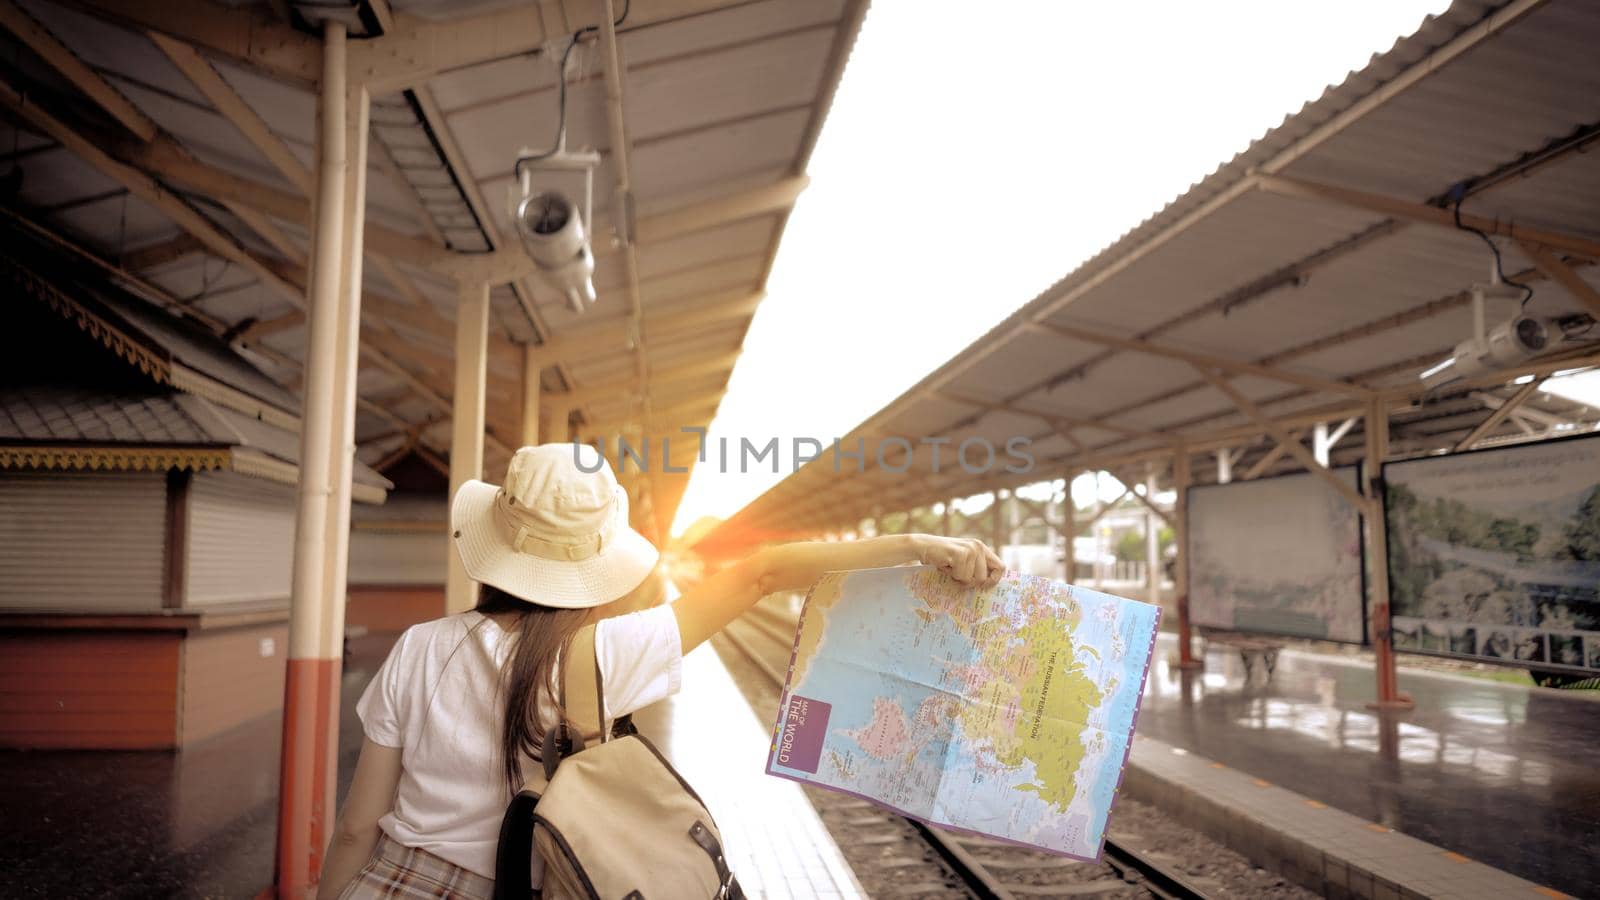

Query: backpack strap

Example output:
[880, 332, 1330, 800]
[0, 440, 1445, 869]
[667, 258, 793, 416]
[567, 623, 634, 745]
[562, 625, 604, 735]
[543, 626, 599, 781]
[592, 630, 609, 744]
[501, 626, 602, 899]
[492, 789, 539, 900]
[590, 629, 637, 740]
[494, 625, 643, 900]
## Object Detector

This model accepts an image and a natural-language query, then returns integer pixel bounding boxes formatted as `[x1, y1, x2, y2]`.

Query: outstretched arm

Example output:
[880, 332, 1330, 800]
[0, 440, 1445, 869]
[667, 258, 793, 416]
[671, 534, 1002, 652]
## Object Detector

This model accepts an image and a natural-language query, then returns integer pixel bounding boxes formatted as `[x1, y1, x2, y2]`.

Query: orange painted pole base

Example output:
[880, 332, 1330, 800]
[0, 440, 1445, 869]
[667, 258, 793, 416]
[1176, 593, 1204, 670]
[275, 656, 343, 899]
[1366, 603, 1413, 711]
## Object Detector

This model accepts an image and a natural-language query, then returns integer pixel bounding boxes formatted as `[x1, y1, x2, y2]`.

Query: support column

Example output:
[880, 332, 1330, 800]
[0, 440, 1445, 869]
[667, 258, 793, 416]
[323, 82, 370, 626]
[990, 490, 1007, 555]
[1315, 417, 1358, 466]
[1364, 396, 1411, 709]
[1092, 473, 1104, 589]
[1144, 463, 1161, 609]
[277, 21, 356, 899]
[610, 429, 630, 476]
[1061, 471, 1080, 582]
[1173, 448, 1200, 668]
[1313, 421, 1331, 466]
[540, 405, 556, 448]
[545, 402, 570, 444]
[446, 281, 491, 615]
[520, 346, 541, 446]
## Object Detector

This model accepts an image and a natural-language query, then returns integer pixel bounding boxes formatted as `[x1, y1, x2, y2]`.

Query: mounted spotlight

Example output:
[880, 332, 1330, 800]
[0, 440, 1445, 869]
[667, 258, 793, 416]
[1419, 279, 1549, 391]
[511, 146, 601, 314]
[517, 187, 595, 311]
[1419, 316, 1550, 390]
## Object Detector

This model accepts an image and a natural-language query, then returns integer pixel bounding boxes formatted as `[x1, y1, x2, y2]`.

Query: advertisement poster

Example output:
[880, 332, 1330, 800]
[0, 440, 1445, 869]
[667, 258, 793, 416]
[1187, 467, 1367, 643]
[1384, 435, 1600, 672]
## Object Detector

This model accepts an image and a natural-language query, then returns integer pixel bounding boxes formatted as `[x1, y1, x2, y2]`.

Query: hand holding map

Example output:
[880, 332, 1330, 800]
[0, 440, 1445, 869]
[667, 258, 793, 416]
[765, 565, 1161, 861]
[914, 534, 1005, 586]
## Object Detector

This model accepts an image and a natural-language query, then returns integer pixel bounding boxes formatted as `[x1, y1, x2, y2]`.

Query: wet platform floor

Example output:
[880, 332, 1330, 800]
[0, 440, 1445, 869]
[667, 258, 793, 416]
[1135, 634, 1599, 899]
[0, 629, 863, 899]
[0, 633, 384, 898]
[6, 625, 1596, 898]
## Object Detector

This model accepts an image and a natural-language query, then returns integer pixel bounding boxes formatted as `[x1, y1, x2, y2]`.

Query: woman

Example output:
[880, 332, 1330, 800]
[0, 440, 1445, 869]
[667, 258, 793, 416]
[319, 443, 1004, 899]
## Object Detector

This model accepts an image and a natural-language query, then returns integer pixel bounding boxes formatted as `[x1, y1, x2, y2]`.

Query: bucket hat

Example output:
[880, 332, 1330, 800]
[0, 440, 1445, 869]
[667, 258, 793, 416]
[451, 443, 659, 608]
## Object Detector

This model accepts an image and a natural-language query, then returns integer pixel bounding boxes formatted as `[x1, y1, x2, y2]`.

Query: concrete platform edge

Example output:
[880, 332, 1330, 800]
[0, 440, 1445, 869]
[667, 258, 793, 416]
[1120, 735, 1568, 900]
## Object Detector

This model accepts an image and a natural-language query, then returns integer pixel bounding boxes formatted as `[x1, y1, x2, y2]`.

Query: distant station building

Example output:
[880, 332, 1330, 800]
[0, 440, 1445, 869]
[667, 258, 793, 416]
[346, 453, 448, 631]
[0, 226, 391, 750]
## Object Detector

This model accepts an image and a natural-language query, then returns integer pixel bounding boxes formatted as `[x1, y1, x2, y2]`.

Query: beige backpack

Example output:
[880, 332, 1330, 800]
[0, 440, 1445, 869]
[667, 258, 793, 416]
[493, 626, 742, 900]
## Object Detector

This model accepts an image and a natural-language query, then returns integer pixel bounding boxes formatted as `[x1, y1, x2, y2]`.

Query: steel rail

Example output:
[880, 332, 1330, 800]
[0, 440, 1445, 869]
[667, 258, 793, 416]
[1103, 840, 1210, 900]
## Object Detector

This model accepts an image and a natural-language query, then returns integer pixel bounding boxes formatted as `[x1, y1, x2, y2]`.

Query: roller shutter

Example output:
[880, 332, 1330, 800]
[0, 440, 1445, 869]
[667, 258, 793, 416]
[185, 471, 295, 606]
[0, 472, 166, 610]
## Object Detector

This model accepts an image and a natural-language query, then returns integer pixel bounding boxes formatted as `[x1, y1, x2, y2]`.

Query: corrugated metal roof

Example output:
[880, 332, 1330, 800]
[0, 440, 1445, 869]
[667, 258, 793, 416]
[702, 0, 1600, 548]
[0, 0, 869, 539]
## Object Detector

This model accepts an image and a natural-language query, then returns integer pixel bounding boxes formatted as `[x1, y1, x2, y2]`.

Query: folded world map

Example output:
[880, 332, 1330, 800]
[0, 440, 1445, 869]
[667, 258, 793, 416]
[764, 565, 1161, 861]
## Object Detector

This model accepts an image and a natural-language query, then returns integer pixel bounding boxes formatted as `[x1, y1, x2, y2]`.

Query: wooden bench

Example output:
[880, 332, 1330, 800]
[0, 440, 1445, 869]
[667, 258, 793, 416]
[1202, 631, 1283, 680]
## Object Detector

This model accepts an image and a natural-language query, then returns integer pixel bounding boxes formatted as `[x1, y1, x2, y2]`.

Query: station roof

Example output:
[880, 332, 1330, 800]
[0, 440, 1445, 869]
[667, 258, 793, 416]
[0, 0, 867, 540]
[1, 235, 392, 500]
[700, 0, 1600, 551]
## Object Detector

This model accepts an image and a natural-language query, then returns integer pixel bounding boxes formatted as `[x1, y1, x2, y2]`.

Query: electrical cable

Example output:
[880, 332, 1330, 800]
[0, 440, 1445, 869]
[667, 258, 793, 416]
[512, 36, 581, 174]
[513, 0, 631, 179]
[1448, 183, 1535, 309]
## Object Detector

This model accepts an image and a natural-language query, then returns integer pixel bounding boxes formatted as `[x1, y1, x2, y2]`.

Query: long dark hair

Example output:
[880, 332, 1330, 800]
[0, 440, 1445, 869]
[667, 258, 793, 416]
[476, 584, 591, 794]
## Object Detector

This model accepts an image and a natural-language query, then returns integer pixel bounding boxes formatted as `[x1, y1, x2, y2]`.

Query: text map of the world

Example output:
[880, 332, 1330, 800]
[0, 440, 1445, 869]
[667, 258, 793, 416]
[765, 566, 1161, 860]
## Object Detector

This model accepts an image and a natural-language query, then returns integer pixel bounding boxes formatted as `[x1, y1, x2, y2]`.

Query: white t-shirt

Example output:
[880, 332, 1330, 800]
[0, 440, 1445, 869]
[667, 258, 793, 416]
[355, 605, 683, 878]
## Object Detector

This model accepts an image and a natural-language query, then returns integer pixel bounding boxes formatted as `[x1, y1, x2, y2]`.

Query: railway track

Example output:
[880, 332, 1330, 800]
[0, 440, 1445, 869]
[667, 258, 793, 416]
[716, 602, 1212, 900]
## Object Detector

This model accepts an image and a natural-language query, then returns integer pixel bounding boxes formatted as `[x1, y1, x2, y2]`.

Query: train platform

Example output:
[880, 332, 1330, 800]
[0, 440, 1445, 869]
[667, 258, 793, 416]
[0, 626, 865, 899]
[1126, 633, 1596, 899]
[634, 640, 866, 899]
[0, 632, 379, 897]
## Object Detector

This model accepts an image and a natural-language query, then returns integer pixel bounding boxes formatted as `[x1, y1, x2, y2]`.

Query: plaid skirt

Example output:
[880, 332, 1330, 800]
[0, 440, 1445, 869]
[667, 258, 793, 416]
[337, 833, 494, 900]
